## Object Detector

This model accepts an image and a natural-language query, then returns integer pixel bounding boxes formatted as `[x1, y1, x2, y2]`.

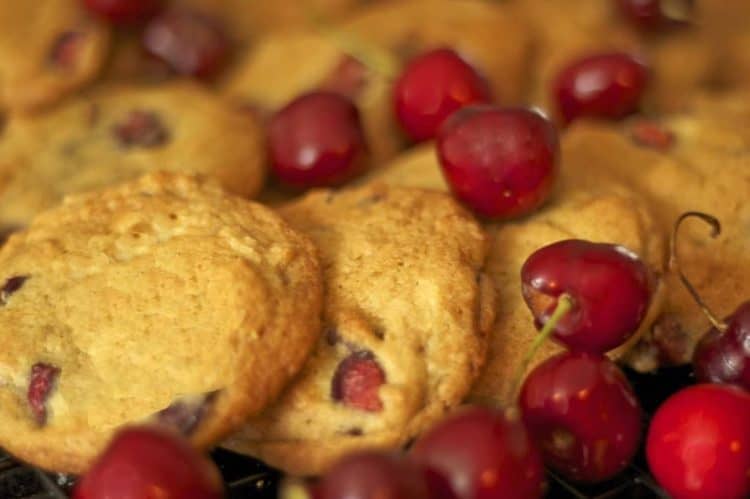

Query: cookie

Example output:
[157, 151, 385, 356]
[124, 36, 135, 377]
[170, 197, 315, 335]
[223, 184, 495, 475]
[0, 0, 110, 113]
[0, 172, 323, 473]
[364, 145, 666, 404]
[0, 81, 266, 233]
[561, 97, 750, 366]
[221, 0, 531, 167]
[514, 0, 719, 116]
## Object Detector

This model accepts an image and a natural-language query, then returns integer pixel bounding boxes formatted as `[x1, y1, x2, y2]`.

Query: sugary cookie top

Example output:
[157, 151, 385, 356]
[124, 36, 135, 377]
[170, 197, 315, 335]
[0, 172, 322, 473]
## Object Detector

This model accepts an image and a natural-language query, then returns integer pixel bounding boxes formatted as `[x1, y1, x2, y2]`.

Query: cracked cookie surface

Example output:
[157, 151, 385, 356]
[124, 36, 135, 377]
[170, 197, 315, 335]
[0, 81, 265, 233]
[0, 172, 322, 473]
[223, 184, 495, 476]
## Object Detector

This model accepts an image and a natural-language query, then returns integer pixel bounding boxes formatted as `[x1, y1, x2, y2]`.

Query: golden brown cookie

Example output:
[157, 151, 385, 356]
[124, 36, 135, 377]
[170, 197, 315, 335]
[0, 172, 323, 474]
[561, 97, 750, 366]
[221, 0, 531, 168]
[365, 145, 667, 404]
[0, 81, 265, 232]
[0, 0, 110, 113]
[223, 184, 495, 475]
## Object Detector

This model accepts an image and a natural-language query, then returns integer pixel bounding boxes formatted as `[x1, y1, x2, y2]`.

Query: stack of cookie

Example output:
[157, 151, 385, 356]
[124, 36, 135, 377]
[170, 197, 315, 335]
[0, 0, 748, 483]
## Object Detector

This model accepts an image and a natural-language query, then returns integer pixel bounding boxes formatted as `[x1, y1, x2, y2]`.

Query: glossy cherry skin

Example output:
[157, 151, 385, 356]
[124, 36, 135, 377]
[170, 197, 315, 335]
[268, 91, 366, 189]
[393, 48, 491, 143]
[410, 406, 546, 499]
[521, 239, 652, 353]
[554, 52, 649, 124]
[693, 301, 750, 390]
[646, 384, 750, 499]
[316, 451, 430, 499]
[616, 0, 692, 31]
[143, 9, 229, 79]
[520, 351, 642, 483]
[73, 425, 223, 499]
[437, 106, 559, 219]
[83, 0, 161, 25]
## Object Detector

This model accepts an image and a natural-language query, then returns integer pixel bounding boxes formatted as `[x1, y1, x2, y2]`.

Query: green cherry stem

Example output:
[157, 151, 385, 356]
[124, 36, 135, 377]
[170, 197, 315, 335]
[508, 294, 574, 401]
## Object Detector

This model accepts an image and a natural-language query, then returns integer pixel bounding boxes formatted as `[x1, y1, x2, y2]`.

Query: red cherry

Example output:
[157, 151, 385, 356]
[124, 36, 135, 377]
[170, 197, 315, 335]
[73, 425, 223, 499]
[410, 406, 546, 499]
[268, 91, 366, 189]
[553, 52, 649, 124]
[616, 0, 693, 31]
[646, 384, 750, 499]
[393, 48, 491, 142]
[82, 0, 161, 25]
[521, 239, 652, 353]
[693, 302, 750, 390]
[316, 451, 430, 499]
[519, 351, 642, 483]
[143, 9, 229, 79]
[436, 106, 559, 219]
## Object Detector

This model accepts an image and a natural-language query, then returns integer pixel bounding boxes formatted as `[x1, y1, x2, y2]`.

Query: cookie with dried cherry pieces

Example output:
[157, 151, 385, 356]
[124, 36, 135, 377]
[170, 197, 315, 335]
[0, 172, 323, 474]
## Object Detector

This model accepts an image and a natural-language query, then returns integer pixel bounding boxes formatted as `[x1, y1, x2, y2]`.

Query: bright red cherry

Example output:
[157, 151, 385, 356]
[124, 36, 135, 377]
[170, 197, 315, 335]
[268, 91, 366, 189]
[83, 0, 161, 25]
[553, 52, 649, 124]
[521, 239, 652, 353]
[520, 351, 642, 483]
[616, 0, 693, 31]
[436, 106, 559, 219]
[393, 48, 491, 142]
[143, 9, 229, 79]
[410, 406, 546, 499]
[73, 425, 223, 499]
[315, 451, 430, 499]
[646, 384, 750, 499]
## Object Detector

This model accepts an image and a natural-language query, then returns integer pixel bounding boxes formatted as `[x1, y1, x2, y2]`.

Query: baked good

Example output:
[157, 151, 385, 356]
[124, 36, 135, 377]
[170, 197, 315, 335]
[364, 144, 666, 404]
[223, 184, 495, 475]
[561, 96, 750, 366]
[0, 172, 323, 473]
[0, 0, 110, 113]
[514, 0, 719, 116]
[221, 0, 531, 167]
[0, 81, 266, 233]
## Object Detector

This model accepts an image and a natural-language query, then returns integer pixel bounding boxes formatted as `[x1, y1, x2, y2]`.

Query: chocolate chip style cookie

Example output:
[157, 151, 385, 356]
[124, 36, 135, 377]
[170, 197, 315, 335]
[363, 145, 666, 405]
[223, 184, 495, 475]
[0, 172, 323, 474]
[0, 81, 265, 234]
[221, 0, 531, 166]
[514, 0, 719, 117]
[0, 0, 110, 113]
[561, 95, 750, 367]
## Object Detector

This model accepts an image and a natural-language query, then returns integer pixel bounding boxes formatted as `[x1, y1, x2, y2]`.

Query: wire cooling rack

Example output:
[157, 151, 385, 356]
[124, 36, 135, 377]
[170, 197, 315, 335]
[0, 365, 694, 498]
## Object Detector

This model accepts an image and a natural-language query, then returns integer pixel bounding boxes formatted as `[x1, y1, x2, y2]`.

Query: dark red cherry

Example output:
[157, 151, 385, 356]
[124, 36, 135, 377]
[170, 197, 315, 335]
[437, 106, 559, 219]
[520, 351, 642, 483]
[521, 239, 652, 353]
[393, 48, 491, 142]
[83, 0, 161, 25]
[410, 406, 546, 499]
[268, 91, 366, 189]
[73, 425, 223, 499]
[316, 451, 430, 499]
[553, 52, 649, 124]
[693, 301, 750, 389]
[616, 0, 693, 31]
[646, 384, 750, 499]
[143, 9, 229, 79]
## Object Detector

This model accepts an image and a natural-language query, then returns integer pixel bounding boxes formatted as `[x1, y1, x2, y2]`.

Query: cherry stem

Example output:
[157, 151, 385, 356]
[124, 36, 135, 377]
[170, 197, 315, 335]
[509, 294, 574, 400]
[669, 211, 727, 332]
